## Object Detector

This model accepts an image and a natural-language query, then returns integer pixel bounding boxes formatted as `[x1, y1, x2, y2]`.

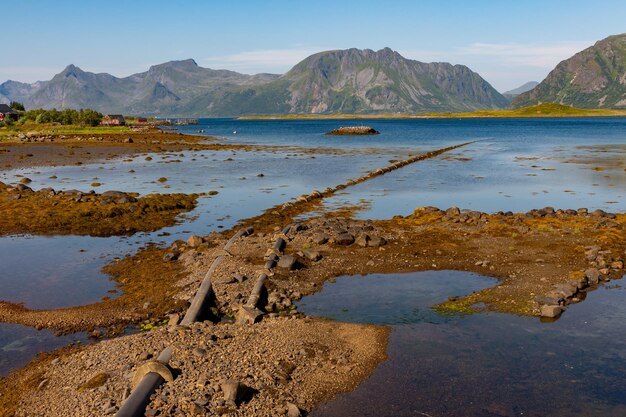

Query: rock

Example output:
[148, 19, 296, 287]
[167, 314, 180, 330]
[189, 402, 206, 415]
[287, 403, 302, 417]
[325, 126, 380, 135]
[445, 207, 461, 217]
[355, 234, 370, 247]
[116, 196, 137, 204]
[192, 347, 207, 357]
[535, 295, 561, 306]
[611, 260, 624, 270]
[540, 305, 564, 318]
[577, 208, 588, 215]
[553, 282, 577, 298]
[335, 233, 355, 246]
[163, 251, 179, 262]
[368, 236, 387, 247]
[292, 223, 308, 232]
[278, 255, 300, 270]
[101, 190, 129, 198]
[585, 268, 601, 285]
[187, 235, 204, 247]
[311, 233, 330, 245]
[234, 274, 247, 283]
[237, 305, 264, 324]
[599, 268, 610, 276]
[302, 250, 322, 261]
[221, 379, 241, 406]
[15, 183, 32, 192]
[590, 209, 607, 217]
[124, 138, 134, 143]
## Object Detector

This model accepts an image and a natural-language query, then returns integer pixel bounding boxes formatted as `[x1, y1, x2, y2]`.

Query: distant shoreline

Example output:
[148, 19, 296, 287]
[237, 103, 626, 120]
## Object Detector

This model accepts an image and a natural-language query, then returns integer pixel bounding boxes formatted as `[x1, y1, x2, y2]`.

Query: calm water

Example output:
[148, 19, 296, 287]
[0, 117, 624, 376]
[176, 117, 625, 215]
[299, 271, 626, 417]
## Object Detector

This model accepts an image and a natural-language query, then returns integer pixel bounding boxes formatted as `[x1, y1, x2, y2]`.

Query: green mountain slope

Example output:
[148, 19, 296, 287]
[0, 49, 508, 116]
[512, 34, 626, 109]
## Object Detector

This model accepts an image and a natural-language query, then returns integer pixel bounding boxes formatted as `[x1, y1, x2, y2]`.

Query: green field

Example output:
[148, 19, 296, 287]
[238, 103, 626, 120]
[0, 123, 134, 140]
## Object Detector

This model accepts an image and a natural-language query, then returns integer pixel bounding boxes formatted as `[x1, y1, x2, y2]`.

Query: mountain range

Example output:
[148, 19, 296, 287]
[4, 34, 626, 115]
[513, 33, 626, 109]
[0, 48, 509, 116]
[502, 81, 539, 100]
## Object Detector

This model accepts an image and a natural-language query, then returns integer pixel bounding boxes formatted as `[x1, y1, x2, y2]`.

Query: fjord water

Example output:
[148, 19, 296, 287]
[0, 117, 624, 376]
[178, 117, 625, 214]
[299, 271, 626, 417]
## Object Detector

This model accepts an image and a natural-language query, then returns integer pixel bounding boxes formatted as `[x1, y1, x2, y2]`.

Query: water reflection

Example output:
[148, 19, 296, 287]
[299, 271, 626, 417]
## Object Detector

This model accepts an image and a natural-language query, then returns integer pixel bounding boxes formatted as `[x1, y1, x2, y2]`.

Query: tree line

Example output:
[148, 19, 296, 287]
[1, 102, 103, 127]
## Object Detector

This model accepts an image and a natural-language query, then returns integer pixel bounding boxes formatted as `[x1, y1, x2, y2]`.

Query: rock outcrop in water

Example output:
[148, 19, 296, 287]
[325, 126, 380, 135]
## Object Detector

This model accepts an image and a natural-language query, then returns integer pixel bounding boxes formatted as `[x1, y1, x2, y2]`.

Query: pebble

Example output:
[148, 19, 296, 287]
[287, 402, 302, 417]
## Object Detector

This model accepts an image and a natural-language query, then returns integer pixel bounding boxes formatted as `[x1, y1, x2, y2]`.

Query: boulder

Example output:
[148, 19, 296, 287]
[540, 305, 564, 318]
[355, 234, 370, 247]
[221, 379, 241, 406]
[187, 235, 204, 247]
[445, 207, 461, 217]
[302, 250, 322, 261]
[335, 233, 355, 246]
[589, 209, 607, 218]
[585, 268, 601, 285]
[277, 255, 300, 270]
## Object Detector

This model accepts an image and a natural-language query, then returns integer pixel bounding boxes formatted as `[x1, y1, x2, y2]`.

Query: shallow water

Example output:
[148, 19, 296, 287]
[0, 117, 624, 377]
[0, 324, 86, 377]
[298, 271, 626, 417]
[0, 149, 388, 309]
[175, 118, 626, 215]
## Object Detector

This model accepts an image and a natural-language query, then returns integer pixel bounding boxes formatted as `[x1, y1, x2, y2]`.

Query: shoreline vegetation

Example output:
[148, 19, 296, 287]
[237, 103, 626, 120]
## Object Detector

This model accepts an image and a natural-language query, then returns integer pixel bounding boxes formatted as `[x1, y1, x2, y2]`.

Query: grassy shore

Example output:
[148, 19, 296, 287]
[0, 123, 138, 140]
[238, 103, 626, 120]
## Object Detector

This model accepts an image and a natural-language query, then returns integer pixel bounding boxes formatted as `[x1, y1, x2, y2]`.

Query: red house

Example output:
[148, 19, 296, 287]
[0, 104, 18, 122]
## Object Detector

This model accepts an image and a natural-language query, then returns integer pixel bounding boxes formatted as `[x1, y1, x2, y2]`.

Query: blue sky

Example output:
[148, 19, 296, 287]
[2, 0, 625, 91]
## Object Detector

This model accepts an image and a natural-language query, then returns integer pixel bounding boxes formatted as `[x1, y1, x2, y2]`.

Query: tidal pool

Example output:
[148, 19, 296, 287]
[0, 324, 86, 378]
[298, 271, 626, 417]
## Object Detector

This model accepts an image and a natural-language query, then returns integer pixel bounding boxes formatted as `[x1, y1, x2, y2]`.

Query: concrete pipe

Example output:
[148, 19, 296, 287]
[115, 347, 172, 417]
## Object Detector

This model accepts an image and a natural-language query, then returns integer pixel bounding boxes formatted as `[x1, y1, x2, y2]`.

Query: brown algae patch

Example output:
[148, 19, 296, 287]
[0, 181, 199, 237]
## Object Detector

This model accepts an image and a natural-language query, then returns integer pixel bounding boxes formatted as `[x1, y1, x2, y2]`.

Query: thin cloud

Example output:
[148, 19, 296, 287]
[203, 47, 333, 74]
[400, 41, 593, 91]
[458, 41, 592, 68]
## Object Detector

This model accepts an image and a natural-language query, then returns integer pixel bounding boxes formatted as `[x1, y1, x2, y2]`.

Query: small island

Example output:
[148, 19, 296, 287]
[325, 126, 380, 135]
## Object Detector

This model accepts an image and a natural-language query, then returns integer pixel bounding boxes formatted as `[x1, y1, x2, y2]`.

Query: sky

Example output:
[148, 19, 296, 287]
[2, 0, 626, 92]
